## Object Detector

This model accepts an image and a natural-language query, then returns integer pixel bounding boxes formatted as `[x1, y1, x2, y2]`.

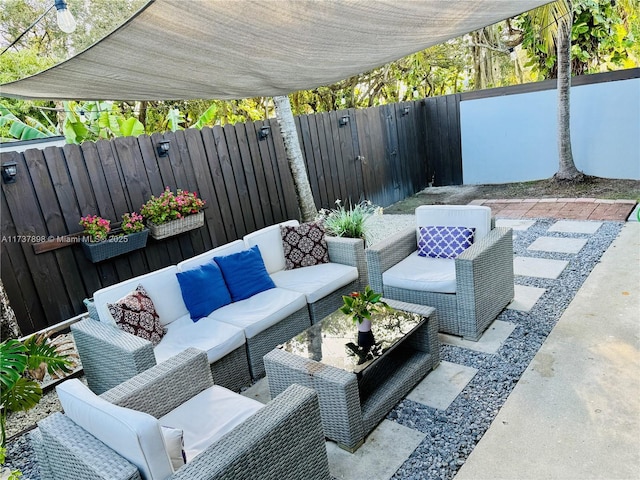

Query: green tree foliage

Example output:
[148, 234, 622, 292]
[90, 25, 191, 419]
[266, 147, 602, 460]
[62, 101, 144, 143]
[519, 0, 639, 79]
[0, 333, 75, 446]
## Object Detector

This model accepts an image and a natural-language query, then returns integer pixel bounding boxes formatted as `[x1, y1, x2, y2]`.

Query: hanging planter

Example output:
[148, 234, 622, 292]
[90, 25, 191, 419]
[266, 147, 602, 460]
[141, 187, 206, 240]
[81, 229, 149, 263]
[147, 211, 205, 240]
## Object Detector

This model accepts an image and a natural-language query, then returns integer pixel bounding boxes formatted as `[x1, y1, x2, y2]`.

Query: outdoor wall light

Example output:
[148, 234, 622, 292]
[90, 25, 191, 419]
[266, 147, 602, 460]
[156, 140, 171, 157]
[402, 106, 411, 116]
[2, 161, 18, 184]
[339, 116, 350, 127]
[258, 125, 271, 140]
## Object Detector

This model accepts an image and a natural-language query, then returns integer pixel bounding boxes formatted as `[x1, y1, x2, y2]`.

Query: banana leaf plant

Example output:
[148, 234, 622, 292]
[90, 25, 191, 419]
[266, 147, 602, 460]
[0, 334, 76, 447]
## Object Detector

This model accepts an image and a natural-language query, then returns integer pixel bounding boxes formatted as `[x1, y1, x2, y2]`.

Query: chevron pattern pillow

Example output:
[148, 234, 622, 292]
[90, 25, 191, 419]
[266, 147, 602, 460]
[418, 226, 475, 259]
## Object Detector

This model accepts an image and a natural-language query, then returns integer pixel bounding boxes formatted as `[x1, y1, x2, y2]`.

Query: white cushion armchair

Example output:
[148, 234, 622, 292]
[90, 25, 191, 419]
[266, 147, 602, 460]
[31, 348, 330, 480]
[366, 205, 514, 341]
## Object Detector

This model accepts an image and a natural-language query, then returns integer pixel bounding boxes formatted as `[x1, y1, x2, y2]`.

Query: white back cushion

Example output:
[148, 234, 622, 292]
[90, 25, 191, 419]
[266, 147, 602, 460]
[415, 205, 491, 241]
[94, 266, 188, 327]
[176, 240, 246, 272]
[57, 379, 173, 480]
[243, 220, 299, 274]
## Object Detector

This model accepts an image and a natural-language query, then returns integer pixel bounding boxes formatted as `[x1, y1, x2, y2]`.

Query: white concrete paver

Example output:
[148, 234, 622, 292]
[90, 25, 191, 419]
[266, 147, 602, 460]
[406, 361, 478, 410]
[527, 236, 588, 254]
[495, 219, 536, 231]
[514, 256, 569, 279]
[241, 377, 270, 404]
[326, 420, 426, 480]
[548, 220, 602, 234]
[439, 320, 516, 354]
[508, 284, 546, 312]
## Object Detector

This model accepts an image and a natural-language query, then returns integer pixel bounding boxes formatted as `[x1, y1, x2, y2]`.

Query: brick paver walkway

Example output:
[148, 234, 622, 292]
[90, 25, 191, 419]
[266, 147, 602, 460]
[469, 198, 637, 221]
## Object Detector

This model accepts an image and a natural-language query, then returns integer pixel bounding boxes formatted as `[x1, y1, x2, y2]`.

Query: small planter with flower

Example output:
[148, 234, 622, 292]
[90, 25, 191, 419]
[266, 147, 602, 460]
[141, 187, 206, 240]
[340, 285, 393, 333]
[79, 212, 149, 263]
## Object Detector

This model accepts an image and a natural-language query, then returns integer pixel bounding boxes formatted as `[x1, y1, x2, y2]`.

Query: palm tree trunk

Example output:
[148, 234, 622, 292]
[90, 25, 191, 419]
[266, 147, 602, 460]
[1, 280, 21, 340]
[554, 1, 583, 182]
[273, 95, 318, 222]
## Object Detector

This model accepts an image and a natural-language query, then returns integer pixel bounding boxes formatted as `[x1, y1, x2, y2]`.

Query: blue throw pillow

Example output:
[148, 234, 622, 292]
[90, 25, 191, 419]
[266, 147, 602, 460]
[417, 226, 475, 259]
[176, 260, 231, 321]
[214, 245, 276, 302]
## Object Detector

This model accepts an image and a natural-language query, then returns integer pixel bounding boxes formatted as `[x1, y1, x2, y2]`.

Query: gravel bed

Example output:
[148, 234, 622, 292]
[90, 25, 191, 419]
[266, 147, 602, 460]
[4, 216, 623, 479]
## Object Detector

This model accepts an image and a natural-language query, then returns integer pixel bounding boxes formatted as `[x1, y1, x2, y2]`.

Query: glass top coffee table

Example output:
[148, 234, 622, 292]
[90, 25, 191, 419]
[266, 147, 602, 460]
[264, 299, 440, 452]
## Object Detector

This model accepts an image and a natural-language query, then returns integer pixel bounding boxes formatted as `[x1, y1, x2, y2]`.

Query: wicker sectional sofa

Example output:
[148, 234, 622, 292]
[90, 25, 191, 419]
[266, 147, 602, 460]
[73, 220, 366, 394]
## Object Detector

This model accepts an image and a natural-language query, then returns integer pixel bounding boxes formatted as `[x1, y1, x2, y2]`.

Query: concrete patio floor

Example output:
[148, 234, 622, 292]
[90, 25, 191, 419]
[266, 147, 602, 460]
[243, 199, 640, 480]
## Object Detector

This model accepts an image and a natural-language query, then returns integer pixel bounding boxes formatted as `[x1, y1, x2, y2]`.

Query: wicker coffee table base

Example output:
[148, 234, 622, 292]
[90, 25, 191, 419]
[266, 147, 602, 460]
[264, 300, 439, 451]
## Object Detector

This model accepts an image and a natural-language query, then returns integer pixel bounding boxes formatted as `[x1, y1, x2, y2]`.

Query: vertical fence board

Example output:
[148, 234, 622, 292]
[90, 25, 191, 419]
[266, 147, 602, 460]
[254, 120, 286, 223]
[201, 128, 236, 243]
[305, 114, 330, 209]
[234, 123, 264, 231]
[244, 122, 276, 228]
[43, 146, 99, 314]
[20, 149, 73, 322]
[1, 153, 45, 334]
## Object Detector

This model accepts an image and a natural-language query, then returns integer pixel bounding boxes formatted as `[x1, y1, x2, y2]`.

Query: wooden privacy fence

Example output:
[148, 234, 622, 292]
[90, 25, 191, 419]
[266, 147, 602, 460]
[1, 98, 463, 335]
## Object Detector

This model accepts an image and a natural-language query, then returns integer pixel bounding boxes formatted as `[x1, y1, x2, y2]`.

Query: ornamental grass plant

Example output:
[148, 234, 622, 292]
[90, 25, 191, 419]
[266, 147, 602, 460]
[317, 199, 382, 242]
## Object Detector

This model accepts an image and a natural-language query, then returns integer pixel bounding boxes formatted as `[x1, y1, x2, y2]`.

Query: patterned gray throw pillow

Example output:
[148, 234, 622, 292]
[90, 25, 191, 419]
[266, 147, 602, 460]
[108, 284, 165, 346]
[281, 222, 330, 270]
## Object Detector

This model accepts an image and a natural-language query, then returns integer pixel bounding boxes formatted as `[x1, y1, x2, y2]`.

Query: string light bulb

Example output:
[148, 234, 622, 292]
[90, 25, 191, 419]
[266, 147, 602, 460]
[55, 0, 76, 33]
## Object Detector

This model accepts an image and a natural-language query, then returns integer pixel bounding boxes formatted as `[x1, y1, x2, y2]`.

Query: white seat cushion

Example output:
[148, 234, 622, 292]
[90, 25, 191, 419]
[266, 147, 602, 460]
[208, 288, 306, 338]
[94, 266, 188, 327]
[271, 263, 358, 303]
[159, 385, 263, 462]
[383, 251, 457, 294]
[415, 205, 491, 241]
[243, 220, 299, 274]
[176, 240, 246, 272]
[154, 314, 246, 365]
[57, 379, 173, 480]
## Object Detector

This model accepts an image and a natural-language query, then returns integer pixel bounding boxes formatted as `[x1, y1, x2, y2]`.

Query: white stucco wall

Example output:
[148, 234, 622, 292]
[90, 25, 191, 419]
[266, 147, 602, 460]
[460, 77, 640, 183]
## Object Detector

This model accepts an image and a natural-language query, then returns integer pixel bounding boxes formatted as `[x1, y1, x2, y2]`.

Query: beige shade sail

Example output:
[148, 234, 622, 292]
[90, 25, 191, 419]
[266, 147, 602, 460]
[0, 0, 550, 101]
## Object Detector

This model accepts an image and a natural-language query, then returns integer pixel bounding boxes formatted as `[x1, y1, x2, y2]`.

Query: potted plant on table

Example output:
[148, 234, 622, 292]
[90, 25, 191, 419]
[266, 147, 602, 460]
[141, 187, 206, 240]
[340, 285, 393, 333]
[79, 212, 149, 263]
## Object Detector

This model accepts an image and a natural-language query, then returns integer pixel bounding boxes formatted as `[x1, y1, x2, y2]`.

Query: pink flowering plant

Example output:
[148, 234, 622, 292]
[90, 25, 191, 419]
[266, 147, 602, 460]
[79, 214, 111, 242]
[140, 187, 205, 225]
[120, 212, 145, 234]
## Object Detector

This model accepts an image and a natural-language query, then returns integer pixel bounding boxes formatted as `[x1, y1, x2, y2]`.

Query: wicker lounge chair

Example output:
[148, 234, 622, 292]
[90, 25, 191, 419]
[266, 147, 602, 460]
[366, 205, 514, 341]
[31, 348, 330, 480]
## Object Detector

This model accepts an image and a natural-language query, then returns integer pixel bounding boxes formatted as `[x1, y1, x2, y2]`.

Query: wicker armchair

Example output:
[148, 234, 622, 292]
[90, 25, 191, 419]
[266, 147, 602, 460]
[366, 205, 514, 341]
[31, 348, 331, 480]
